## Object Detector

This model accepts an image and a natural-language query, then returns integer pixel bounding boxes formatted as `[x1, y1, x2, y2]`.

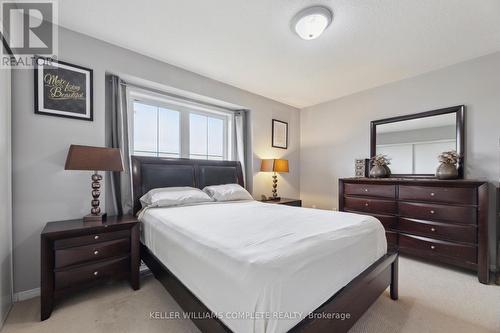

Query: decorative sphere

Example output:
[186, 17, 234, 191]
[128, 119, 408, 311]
[91, 174, 101, 181]
[91, 207, 101, 214]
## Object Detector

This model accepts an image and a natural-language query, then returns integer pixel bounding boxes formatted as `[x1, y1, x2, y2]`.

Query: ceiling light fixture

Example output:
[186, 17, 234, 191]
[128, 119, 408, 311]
[292, 6, 333, 40]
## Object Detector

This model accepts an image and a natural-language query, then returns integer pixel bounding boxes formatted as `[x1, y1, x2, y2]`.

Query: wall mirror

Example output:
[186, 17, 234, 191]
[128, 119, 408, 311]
[370, 105, 464, 178]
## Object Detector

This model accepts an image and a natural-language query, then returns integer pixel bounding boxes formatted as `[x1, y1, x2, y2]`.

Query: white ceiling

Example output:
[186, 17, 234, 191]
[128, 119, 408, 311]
[58, 0, 500, 108]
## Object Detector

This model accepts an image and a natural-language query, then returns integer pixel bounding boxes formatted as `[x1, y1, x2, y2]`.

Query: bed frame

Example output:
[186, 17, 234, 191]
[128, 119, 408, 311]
[132, 156, 398, 333]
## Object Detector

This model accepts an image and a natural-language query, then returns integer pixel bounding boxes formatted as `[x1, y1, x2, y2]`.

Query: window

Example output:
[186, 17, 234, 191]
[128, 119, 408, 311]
[133, 102, 180, 157]
[189, 113, 225, 160]
[130, 91, 233, 160]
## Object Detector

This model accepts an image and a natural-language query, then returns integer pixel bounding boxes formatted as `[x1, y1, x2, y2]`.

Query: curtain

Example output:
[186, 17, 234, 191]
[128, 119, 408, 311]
[108, 75, 133, 215]
[234, 110, 248, 185]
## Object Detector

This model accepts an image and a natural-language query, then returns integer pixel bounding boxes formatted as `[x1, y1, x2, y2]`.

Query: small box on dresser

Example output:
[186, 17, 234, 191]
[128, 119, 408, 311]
[497, 185, 500, 285]
[339, 178, 490, 284]
[41, 215, 140, 320]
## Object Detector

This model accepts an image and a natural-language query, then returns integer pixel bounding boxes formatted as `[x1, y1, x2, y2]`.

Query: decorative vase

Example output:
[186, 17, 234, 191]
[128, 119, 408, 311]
[436, 163, 458, 180]
[370, 165, 388, 178]
[383, 165, 392, 177]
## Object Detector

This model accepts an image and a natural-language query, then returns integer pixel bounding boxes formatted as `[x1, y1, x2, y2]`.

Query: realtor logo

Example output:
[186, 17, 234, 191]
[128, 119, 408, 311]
[1, 0, 58, 67]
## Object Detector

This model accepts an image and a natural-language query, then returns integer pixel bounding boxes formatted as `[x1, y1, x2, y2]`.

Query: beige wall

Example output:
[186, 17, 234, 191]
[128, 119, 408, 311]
[300, 52, 500, 267]
[12, 27, 299, 293]
[0, 67, 12, 325]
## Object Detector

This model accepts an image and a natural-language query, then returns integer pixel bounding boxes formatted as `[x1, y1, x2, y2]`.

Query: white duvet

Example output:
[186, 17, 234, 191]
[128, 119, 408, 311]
[140, 200, 386, 333]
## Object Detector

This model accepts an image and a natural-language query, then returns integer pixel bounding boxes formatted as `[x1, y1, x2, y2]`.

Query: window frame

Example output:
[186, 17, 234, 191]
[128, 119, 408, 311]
[128, 88, 234, 160]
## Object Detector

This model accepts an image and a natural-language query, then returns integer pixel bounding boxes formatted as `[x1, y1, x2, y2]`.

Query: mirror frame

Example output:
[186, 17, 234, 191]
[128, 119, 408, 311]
[370, 105, 465, 178]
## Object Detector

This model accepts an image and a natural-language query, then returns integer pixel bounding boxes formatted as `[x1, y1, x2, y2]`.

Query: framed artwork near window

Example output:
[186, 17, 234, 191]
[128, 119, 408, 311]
[34, 56, 93, 121]
[272, 119, 288, 149]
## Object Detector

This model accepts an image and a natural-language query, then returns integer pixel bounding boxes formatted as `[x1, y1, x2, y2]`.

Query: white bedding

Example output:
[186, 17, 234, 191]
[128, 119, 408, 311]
[140, 200, 386, 333]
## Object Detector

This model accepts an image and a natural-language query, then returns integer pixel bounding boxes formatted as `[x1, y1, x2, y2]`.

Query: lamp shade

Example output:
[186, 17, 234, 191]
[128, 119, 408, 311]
[260, 159, 289, 173]
[65, 145, 124, 171]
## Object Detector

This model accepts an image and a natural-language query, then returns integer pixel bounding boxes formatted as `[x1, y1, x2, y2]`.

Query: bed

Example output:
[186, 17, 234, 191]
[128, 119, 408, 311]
[132, 156, 398, 333]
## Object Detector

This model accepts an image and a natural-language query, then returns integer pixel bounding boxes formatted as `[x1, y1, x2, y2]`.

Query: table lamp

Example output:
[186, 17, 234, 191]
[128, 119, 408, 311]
[65, 144, 124, 222]
[260, 159, 289, 200]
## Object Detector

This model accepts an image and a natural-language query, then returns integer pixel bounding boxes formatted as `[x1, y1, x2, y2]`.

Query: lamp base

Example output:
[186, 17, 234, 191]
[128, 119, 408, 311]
[83, 213, 107, 222]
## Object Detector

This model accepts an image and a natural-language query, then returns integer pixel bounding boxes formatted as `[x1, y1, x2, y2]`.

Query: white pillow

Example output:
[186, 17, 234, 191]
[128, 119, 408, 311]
[140, 187, 213, 208]
[203, 184, 253, 202]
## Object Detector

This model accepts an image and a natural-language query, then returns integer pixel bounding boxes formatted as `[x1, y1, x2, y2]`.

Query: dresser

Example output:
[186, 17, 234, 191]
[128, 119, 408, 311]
[41, 215, 140, 320]
[339, 178, 489, 284]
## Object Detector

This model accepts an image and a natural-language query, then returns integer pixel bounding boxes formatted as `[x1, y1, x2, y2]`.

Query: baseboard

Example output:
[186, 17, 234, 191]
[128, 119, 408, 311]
[13, 288, 40, 302]
[1, 302, 13, 330]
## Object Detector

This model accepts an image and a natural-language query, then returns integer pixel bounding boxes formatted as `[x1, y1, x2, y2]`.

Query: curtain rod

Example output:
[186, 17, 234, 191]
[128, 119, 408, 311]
[119, 80, 244, 113]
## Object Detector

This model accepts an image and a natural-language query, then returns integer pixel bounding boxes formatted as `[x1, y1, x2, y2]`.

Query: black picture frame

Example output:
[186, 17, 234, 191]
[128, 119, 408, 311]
[271, 119, 288, 149]
[34, 56, 93, 121]
[370, 105, 465, 178]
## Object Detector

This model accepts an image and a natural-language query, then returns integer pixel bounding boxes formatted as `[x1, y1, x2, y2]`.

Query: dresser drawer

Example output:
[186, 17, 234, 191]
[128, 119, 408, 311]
[399, 234, 476, 263]
[54, 256, 129, 291]
[399, 185, 476, 205]
[399, 202, 476, 225]
[344, 197, 397, 215]
[344, 183, 396, 199]
[54, 229, 130, 250]
[345, 210, 397, 230]
[398, 218, 476, 244]
[55, 238, 130, 269]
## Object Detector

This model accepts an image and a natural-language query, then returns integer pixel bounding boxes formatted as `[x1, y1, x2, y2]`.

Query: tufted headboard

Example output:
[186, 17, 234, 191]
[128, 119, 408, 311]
[131, 156, 244, 214]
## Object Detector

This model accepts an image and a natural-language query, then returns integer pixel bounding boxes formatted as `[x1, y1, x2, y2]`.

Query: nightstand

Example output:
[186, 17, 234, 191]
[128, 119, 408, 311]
[41, 215, 140, 321]
[261, 198, 302, 207]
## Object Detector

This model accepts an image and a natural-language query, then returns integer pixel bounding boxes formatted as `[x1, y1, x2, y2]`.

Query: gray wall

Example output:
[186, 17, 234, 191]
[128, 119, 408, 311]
[0, 67, 12, 325]
[300, 51, 500, 268]
[12, 27, 300, 293]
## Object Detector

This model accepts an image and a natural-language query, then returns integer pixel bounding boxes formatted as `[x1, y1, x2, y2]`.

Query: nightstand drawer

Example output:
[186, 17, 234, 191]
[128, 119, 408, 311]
[54, 229, 130, 250]
[281, 200, 302, 207]
[54, 256, 130, 291]
[55, 238, 130, 269]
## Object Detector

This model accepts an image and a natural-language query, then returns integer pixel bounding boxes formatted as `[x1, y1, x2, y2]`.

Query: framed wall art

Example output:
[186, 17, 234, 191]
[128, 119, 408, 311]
[272, 119, 288, 149]
[34, 57, 93, 121]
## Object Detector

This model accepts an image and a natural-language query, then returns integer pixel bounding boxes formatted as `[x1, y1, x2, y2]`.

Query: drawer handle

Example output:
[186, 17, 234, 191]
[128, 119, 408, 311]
[430, 227, 436, 232]
[94, 250, 99, 255]
[430, 192, 435, 196]
[94, 235, 99, 240]
[430, 245, 436, 250]
[93, 271, 99, 276]
[364, 189, 369, 192]
[365, 202, 369, 207]
[430, 210, 435, 214]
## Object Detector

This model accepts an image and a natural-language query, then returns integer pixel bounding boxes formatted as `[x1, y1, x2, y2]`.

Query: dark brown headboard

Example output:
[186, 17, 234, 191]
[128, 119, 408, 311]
[131, 156, 244, 214]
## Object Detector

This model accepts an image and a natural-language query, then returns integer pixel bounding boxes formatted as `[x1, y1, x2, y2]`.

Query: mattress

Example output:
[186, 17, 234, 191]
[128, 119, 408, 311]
[140, 200, 386, 333]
